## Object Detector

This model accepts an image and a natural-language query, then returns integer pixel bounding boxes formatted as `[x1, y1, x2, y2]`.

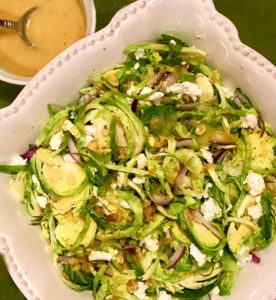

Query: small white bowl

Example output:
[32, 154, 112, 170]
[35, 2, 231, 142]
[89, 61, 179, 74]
[0, 0, 96, 86]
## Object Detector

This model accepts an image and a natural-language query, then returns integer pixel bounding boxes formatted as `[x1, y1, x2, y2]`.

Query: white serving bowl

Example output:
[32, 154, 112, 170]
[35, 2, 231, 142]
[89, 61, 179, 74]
[0, 0, 276, 299]
[0, 0, 96, 86]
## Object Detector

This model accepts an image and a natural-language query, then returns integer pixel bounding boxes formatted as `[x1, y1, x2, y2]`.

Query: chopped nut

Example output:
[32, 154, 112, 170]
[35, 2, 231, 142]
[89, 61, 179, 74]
[143, 202, 156, 222]
[154, 136, 167, 148]
[127, 279, 138, 293]
[116, 251, 125, 265]
[81, 263, 91, 274]
[106, 213, 118, 222]
[195, 124, 206, 136]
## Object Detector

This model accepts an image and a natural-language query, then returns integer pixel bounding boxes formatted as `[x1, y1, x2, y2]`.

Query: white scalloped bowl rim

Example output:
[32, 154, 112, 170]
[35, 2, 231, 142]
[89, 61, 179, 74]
[0, 0, 97, 86]
[0, 0, 276, 300]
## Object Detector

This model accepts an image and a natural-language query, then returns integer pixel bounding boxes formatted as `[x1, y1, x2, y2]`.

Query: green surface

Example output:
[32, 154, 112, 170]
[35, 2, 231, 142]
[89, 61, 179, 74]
[214, 0, 276, 66]
[0, 256, 25, 300]
[0, 0, 276, 299]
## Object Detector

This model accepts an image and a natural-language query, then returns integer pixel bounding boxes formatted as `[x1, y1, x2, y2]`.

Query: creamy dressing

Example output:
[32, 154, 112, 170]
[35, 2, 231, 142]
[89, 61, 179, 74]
[0, 0, 86, 77]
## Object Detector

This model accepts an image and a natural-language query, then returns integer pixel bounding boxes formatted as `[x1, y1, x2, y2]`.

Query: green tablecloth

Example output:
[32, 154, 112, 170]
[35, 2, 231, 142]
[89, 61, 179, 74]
[0, 0, 275, 299]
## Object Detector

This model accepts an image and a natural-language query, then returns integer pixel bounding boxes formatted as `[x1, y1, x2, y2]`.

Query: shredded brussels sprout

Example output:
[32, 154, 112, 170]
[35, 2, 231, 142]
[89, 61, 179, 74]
[1, 34, 276, 300]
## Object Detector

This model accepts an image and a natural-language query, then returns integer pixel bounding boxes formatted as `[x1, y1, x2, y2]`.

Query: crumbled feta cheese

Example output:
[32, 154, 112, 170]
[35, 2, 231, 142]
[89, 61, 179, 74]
[244, 171, 265, 196]
[49, 131, 64, 150]
[84, 135, 94, 147]
[117, 172, 127, 188]
[210, 286, 220, 300]
[166, 82, 202, 101]
[169, 39, 177, 46]
[111, 183, 117, 190]
[140, 86, 153, 95]
[101, 199, 109, 208]
[200, 198, 222, 222]
[135, 48, 147, 60]
[237, 254, 252, 267]
[62, 119, 74, 132]
[238, 245, 250, 257]
[120, 200, 130, 209]
[89, 251, 113, 261]
[10, 155, 27, 166]
[96, 198, 110, 215]
[222, 86, 234, 99]
[134, 62, 140, 70]
[219, 250, 224, 257]
[148, 91, 164, 101]
[181, 61, 187, 66]
[248, 201, 263, 220]
[158, 290, 172, 300]
[84, 125, 98, 136]
[241, 114, 258, 129]
[63, 154, 76, 163]
[141, 235, 159, 251]
[32, 174, 40, 185]
[92, 186, 98, 197]
[134, 282, 148, 300]
[36, 195, 48, 209]
[127, 82, 136, 95]
[200, 147, 213, 163]
[132, 176, 145, 185]
[137, 153, 147, 169]
[211, 285, 220, 295]
[189, 243, 206, 266]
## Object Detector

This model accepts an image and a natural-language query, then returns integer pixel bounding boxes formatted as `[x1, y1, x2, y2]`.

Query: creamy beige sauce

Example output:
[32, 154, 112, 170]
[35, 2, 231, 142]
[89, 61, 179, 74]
[0, 0, 86, 77]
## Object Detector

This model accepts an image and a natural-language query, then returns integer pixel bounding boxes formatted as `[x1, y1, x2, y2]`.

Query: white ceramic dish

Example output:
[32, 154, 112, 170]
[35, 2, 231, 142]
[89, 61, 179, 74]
[0, 0, 276, 299]
[0, 0, 96, 86]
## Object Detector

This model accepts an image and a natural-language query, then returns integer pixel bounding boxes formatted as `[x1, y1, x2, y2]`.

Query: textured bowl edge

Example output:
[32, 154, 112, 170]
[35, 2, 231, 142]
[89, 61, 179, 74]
[0, 0, 276, 299]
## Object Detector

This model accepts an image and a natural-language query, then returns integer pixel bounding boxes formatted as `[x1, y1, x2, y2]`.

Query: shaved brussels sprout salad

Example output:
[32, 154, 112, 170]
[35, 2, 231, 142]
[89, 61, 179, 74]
[1, 34, 276, 300]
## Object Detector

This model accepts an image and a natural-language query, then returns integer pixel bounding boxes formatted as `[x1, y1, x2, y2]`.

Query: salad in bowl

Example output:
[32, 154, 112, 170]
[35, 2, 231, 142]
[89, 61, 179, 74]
[1, 34, 276, 300]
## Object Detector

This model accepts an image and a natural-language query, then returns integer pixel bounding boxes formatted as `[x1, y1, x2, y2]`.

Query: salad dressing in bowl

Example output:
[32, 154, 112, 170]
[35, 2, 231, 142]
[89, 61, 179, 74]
[0, 0, 86, 77]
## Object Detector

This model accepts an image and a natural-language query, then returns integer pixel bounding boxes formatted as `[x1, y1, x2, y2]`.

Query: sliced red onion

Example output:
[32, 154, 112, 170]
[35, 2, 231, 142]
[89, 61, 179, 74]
[167, 245, 186, 269]
[213, 149, 228, 163]
[122, 244, 136, 254]
[176, 138, 193, 148]
[251, 252, 261, 264]
[147, 71, 168, 87]
[211, 131, 235, 145]
[161, 71, 170, 80]
[21, 146, 38, 160]
[191, 210, 222, 239]
[233, 95, 243, 107]
[174, 167, 187, 189]
[159, 73, 177, 93]
[151, 194, 173, 206]
[131, 99, 138, 112]
[163, 72, 176, 85]
[257, 112, 265, 137]
[68, 138, 81, 163]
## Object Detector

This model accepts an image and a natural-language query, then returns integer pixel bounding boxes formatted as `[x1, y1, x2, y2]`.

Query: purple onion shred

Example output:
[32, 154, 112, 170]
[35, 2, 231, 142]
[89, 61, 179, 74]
[131, 99, 138, 112]
[21, 146, 38, 160]
[251, 252, 261, 264]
